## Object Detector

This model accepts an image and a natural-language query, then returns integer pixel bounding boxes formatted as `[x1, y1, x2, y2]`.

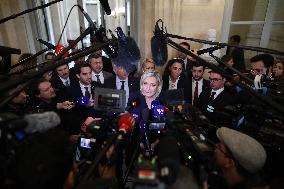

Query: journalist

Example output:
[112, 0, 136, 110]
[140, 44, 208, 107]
[203, 127, 267, 189]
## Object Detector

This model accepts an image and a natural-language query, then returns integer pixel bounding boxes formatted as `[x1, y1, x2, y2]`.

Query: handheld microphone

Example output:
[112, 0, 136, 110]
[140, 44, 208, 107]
[24, 111, 61, 134]
[151, 99, 161, 110]
[81, 117, 95, 133]
[118, 113, 135, 134]
[197, 45, 224, 55]
[36, 38, 56, 50]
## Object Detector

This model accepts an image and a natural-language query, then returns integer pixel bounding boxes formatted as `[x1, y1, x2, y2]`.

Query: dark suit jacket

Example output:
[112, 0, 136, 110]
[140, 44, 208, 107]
[66, 82, 97, 134]
[51, 73, 78, 101]
[184, 77, 210, 104]
[162, 73, 191, 103]
[92, 71, 113, 88]
[102, 56, 114, 74]
[103, 76, 140, 93]
[162, 73, 188, 91]
[197, 89, 234, 124]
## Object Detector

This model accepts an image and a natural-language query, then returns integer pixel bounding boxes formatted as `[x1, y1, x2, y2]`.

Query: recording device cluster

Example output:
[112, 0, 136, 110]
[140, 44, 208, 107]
[0, 1, 284, 188]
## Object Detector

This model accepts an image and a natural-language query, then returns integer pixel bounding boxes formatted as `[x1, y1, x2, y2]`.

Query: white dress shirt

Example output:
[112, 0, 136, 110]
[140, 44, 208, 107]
[116, 76, 129, 104]
[79, 82, 92, 98]
[211, 87, 224, 99]
[59, 76, 70, 87]
[91, 71, 104, 84]
[192, 78, 204, 98]
[169, 76, 179, 90]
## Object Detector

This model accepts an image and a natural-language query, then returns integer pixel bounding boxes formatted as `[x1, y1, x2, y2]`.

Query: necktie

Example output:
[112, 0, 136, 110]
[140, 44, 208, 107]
[84, 87, 91, 98]
[210, 92, 216, 101]
[193, 81, 198, 105]
[120, 80, 125, 90]
[95, 75, 101, 84]
[65, 80, 70, 87]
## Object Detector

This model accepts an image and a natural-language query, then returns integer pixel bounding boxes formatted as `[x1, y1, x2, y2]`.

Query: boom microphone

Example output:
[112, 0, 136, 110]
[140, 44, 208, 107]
[24, 111, 61, 134]
[197, 45, 224, 55]
[99, 0, 111, 15]
[151, 20, 168, 66]
[36, 38, 56, 50]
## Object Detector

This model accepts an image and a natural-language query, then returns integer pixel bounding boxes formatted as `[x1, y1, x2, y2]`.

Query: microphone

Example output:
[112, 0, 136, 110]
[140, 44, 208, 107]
[99, 0, 111, 15]
[151, 20, 168, 66]
[126, 97, 140, 112]
[81, 117, 95, 133]
[105, 27, 140, 73]
[24, 111, 61, 134]
[54, 44, 70, 58]
[118, 113, 135, 133]
[151, 99, 161, 110]
[197, 45, 224, 55]
[36, 38, 56, 50]
[116, 27, 127, 44]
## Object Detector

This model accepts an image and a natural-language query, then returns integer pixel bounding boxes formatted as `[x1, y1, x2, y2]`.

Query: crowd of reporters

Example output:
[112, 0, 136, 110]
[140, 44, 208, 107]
[1, 36, 284, 189]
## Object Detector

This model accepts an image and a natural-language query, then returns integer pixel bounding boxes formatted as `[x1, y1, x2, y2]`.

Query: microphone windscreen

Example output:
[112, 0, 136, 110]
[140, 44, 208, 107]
[55, 44, 69, 58]
[118, 113, 135, 133]
[151, 35, 168, 66]
[81, 117, 95, 133]
[110, 37, 140, 73]
[24, 111, 61, 133]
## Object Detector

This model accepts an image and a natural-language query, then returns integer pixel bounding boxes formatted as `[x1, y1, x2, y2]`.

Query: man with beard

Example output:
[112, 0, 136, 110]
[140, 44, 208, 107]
[30, 79, 74, 113]
[184, 61, 210, 105]
[51, 64, 78, 101]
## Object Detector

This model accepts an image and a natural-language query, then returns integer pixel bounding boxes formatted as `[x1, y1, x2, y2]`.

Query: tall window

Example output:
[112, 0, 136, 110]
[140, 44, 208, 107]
[222, 0, 284, 66]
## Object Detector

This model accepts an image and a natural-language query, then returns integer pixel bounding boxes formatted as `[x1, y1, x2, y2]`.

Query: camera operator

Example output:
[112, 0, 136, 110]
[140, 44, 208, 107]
[2, 90, 29, 116]
[202, 127, 267, 189]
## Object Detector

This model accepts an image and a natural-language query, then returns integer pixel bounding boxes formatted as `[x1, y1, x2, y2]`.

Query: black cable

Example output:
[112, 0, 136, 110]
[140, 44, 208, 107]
[56, 4, 77, 46]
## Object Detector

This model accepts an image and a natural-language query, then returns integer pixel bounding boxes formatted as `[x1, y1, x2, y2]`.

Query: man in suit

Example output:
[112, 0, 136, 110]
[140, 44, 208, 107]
[176, 41, 195, 76]
[67, 62, 96, 133]
[104, 64, 140, 107]
[197, 71, 233, 125]
[87, 53, 113, 87]
[50, 64, 78, 101]
[184, 61, 210, 105]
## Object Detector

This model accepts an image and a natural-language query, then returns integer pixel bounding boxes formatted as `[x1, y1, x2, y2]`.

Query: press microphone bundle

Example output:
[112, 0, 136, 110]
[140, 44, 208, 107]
[103, 27, 140, 73]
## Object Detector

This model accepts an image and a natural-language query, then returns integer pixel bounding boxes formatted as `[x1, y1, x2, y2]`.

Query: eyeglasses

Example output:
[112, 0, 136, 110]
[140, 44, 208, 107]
[209, 78, 223, 82]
